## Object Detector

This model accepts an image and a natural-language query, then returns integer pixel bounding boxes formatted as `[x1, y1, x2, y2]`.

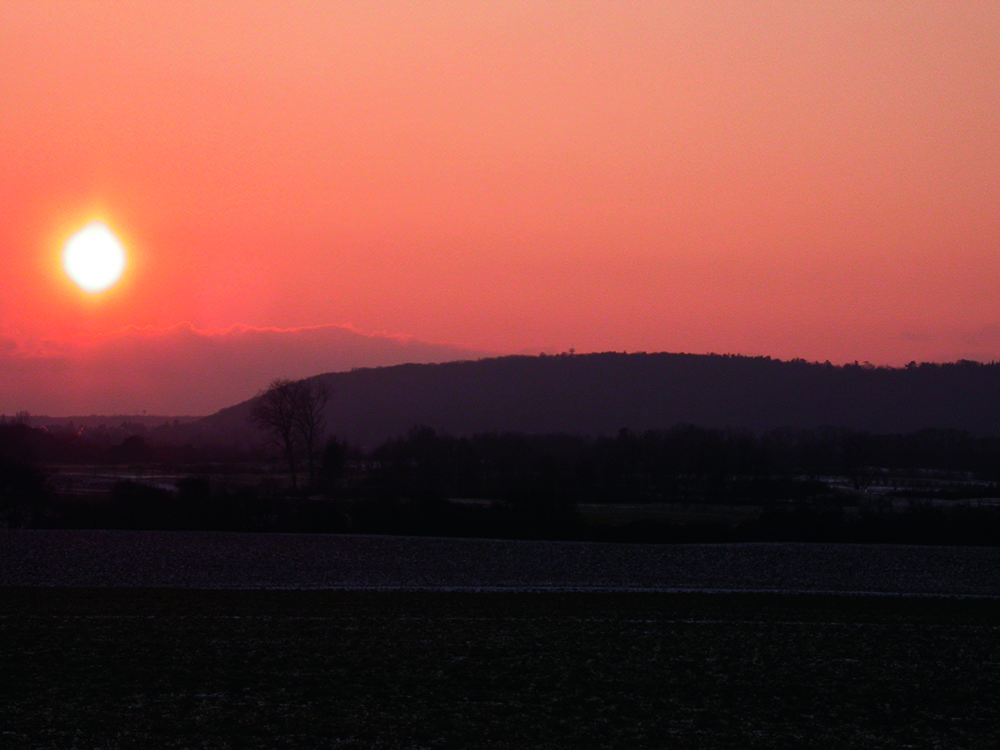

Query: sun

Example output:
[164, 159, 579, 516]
[62, 221, 127, 293]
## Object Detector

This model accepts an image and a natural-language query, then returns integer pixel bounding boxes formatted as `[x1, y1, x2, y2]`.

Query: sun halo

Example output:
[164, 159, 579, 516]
[62, 221, 127, 293]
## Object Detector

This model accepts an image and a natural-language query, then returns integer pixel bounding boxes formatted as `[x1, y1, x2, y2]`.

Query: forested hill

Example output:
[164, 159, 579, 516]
[195, 353, 1000, 447]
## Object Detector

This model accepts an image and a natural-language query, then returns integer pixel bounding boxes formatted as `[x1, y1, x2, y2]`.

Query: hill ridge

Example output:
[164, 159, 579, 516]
[196, 352, 1000, 446]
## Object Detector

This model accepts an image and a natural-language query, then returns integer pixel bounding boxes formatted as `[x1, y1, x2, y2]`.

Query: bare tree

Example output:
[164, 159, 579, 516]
[251, 379, 301, 489]
[250, 378, 329, 491]
[294, 380, 329, 489]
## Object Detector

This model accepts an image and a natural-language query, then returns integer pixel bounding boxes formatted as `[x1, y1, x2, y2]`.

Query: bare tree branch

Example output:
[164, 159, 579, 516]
[249, 378, 329, 491]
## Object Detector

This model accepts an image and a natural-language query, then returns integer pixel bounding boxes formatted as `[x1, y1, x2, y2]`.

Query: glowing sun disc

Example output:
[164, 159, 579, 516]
[63, 221, 127, 292]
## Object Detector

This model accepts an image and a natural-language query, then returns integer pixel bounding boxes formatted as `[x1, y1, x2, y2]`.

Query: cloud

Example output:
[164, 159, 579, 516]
[0, 324, 483, 416]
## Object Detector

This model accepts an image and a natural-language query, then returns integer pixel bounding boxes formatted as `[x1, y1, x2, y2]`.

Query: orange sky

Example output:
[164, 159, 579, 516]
[2, 3, 999, 413]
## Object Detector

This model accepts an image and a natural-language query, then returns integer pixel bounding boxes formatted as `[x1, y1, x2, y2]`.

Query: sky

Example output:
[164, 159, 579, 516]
[2, 2, 999, 415]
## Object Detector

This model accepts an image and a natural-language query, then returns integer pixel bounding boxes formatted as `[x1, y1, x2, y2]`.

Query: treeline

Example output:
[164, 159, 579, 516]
[349, 425, 1000, 504]
[0, 417, 230, 464]
[11, 418, 1000, 502]
[5, 420, 1000, 543]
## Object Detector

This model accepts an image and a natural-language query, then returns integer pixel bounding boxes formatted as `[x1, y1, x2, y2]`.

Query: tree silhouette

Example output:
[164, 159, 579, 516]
[295, 380, 330, 489]
[250, 378, 329, 490]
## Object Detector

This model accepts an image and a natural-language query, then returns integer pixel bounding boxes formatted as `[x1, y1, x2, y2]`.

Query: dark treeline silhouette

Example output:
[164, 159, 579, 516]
[0, 415, 211, 462]
[330, 425, 1000, 504]
[6, 414, 1000, 544]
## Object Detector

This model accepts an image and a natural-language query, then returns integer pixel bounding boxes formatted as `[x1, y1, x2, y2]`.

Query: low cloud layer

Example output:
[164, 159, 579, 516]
[0, 324, 481, 416]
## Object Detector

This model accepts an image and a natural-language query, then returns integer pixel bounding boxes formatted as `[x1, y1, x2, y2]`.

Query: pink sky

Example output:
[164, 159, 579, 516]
[2, 2, 999, 414]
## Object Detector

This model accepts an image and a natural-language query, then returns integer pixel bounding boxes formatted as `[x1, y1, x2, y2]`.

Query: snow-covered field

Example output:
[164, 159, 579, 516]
[4, 529, 1000, 596]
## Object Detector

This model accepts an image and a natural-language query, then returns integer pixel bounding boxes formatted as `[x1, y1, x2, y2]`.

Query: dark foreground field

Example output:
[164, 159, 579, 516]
[3, 589, 1000, 749]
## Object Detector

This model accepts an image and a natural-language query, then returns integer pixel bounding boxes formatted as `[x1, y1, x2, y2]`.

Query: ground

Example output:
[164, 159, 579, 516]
[3, 589, 1000, 748]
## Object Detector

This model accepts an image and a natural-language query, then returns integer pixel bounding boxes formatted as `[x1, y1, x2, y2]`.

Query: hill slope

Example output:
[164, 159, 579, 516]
[197, 353, 1000, 446]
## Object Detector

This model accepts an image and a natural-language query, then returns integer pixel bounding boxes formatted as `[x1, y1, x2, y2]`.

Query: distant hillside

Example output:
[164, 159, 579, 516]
[30, 416, 201, 429]
[195, 353, 1000, 447]
[0, 323, 482, 416]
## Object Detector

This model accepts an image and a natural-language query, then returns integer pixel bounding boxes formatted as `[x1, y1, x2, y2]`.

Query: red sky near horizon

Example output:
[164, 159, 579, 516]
[2, 3, 1000, 413]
